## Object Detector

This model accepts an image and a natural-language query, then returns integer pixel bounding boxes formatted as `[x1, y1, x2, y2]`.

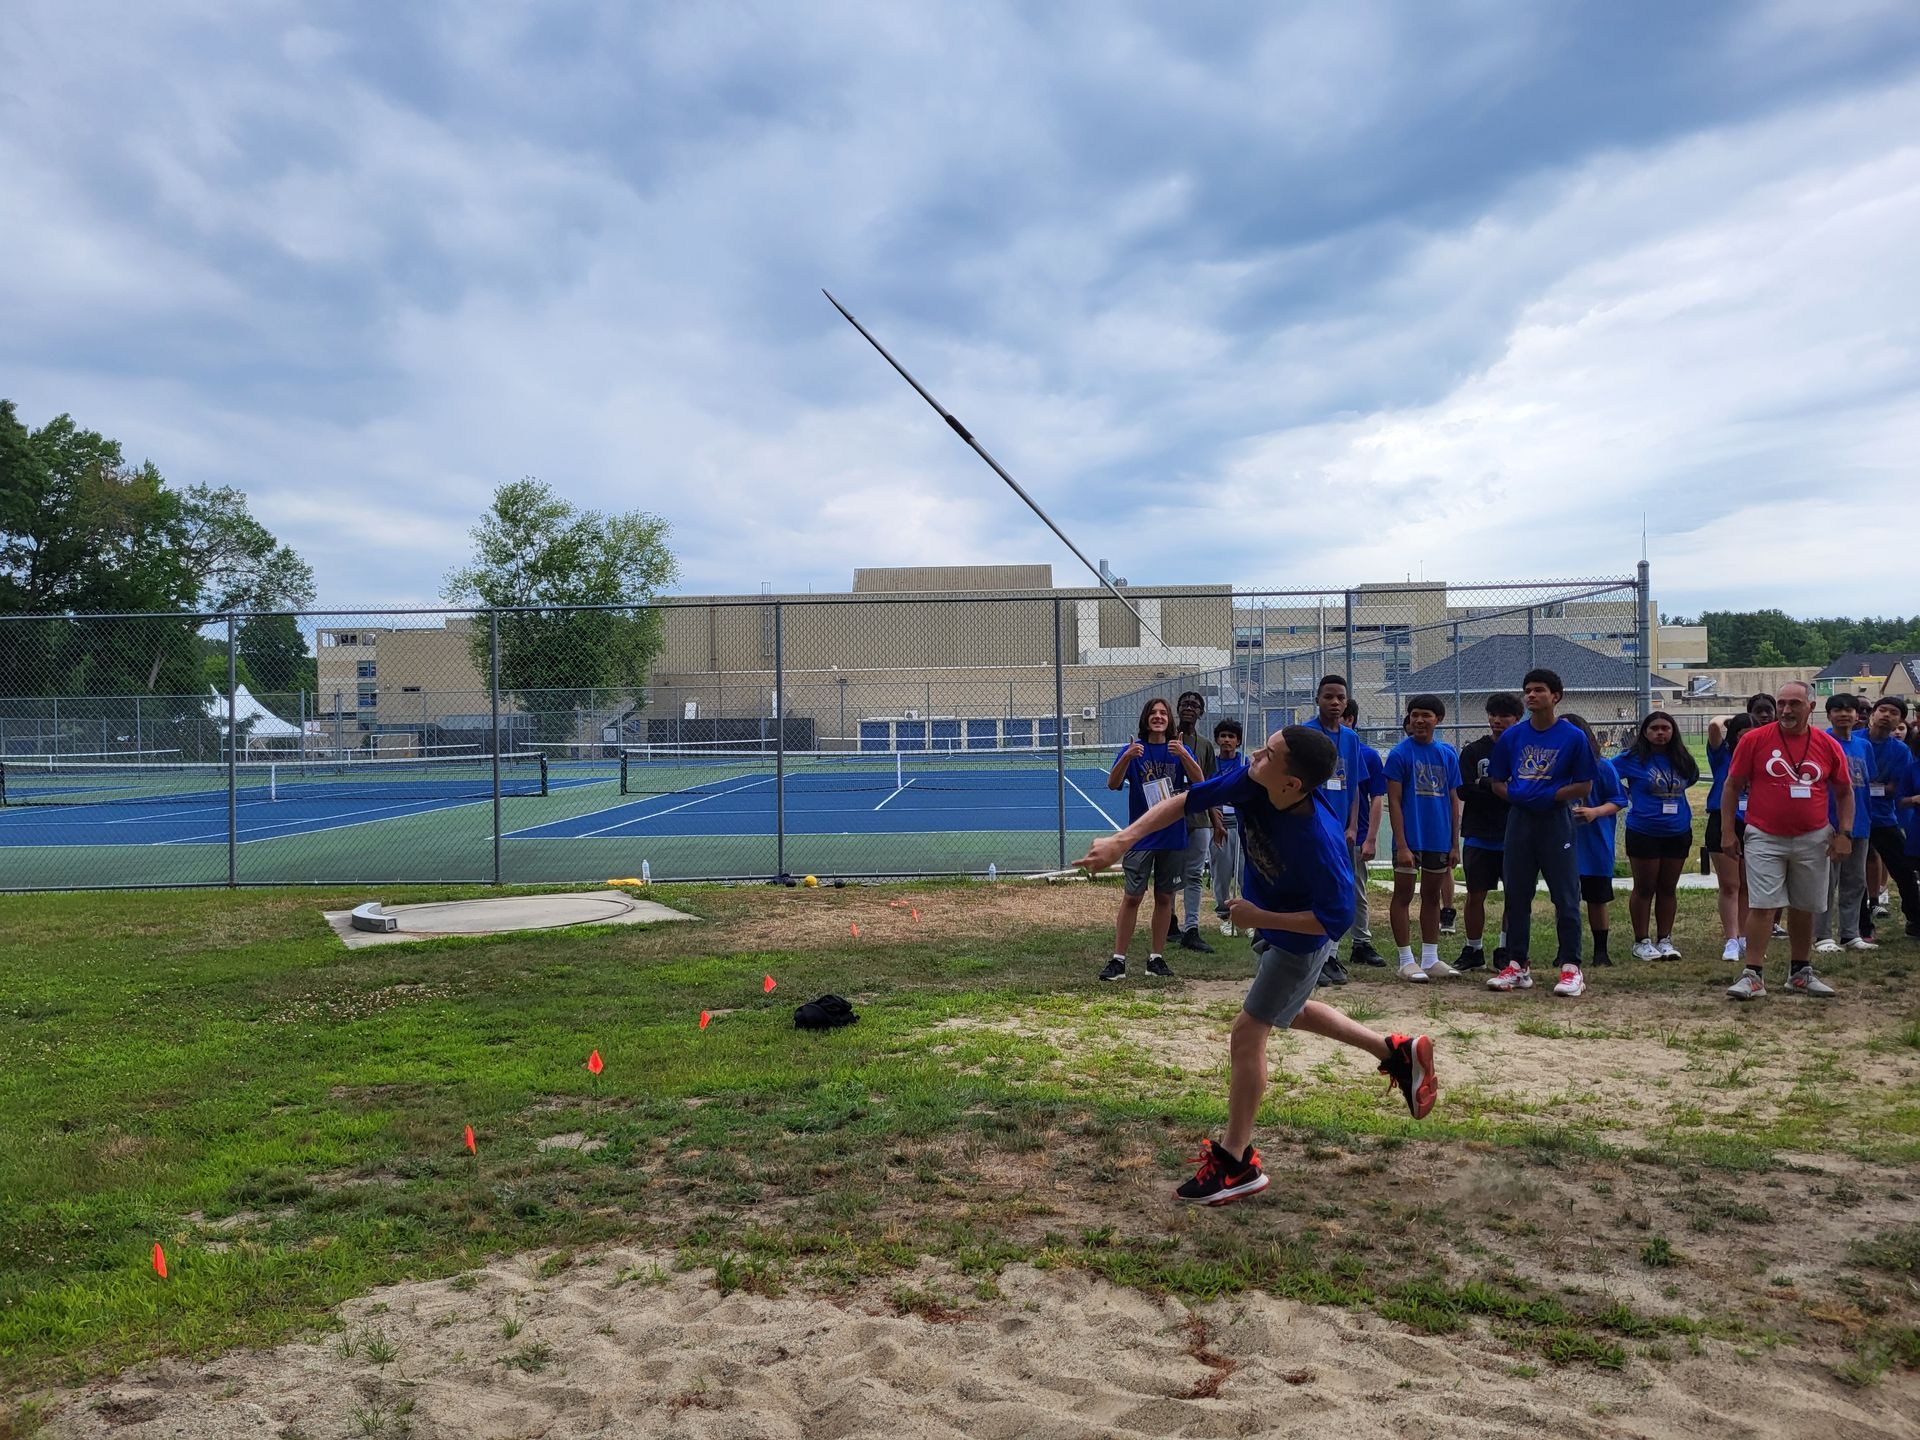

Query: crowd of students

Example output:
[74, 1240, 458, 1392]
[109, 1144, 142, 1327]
[1100, 672, 1920, 1002]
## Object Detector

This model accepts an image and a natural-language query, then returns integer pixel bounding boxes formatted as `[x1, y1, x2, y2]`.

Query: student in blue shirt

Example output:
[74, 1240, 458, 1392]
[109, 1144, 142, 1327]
[1813, 695, 1876, 953]
[1899, 729, 1920, 883]
[1100, 698, 1204, 982]
[1385, 694, 1463, 983]
[1487, 668, 1597, 997]
[1304, 675, 1366, 985]
[1341, 699, 1389, 970]
[1863, 698, 1920, 939]
[1612, 710, 1700, 961]
[1075, 725, 1436, 1207]
[1566, 715, 1623, 967]
[1208, 719, 1249, 934]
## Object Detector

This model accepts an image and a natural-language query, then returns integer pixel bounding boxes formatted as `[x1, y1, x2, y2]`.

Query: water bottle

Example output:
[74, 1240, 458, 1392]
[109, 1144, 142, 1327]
[987, 862, 998, 882]
[641, 860, 651, 885]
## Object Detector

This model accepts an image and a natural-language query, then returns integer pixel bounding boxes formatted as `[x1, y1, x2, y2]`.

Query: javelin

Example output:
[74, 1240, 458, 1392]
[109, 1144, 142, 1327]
[822, 289, 1163, 645]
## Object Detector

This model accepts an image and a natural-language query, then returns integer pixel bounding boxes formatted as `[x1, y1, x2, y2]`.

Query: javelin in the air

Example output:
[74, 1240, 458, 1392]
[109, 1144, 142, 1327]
[822, 289, 1163, 645]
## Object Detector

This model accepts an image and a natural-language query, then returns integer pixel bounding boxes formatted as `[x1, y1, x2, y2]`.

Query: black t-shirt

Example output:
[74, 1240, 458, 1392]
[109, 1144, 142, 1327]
[1456, 734, 1509, 845]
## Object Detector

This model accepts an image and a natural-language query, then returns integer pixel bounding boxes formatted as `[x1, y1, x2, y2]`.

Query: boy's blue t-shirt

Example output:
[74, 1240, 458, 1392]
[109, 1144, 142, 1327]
[1826, 731, 1873, 839]
[1209, 750, 1249, 818]
[1384, 737, 1462, 853]
[1354, 744, 1386, 846]
[1901, 760, 1920, 856]
[1489, 717, 1596, 812]
[1611, 750, 1695, 837]
[1705, 740, 1730, 811]
[1575, 758, 1623, 879]
[1863, 733, 1912, 829]
[1184, 772, 1353, 954]
[1115, 741, 1189, 852]
[1303, 717, 1364, 827]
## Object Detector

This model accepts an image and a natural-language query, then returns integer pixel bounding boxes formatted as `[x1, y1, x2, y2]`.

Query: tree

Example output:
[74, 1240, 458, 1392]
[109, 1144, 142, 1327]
[442, 478, 678, 742]
[1751, 639, 1790, 667]
[237, 613, 317, 698]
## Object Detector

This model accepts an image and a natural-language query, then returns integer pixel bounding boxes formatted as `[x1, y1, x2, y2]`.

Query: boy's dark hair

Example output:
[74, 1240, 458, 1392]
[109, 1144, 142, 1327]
[1485, 692, 1523, 719]
[1135, 697, 1172, 742]
[1521, 668, 1564, 698]
[1630, 709, 1700, 783]
[1342, 701, 1360, 723]
[1406, 693, 1446, 721]
[1212, 718, 1243, 741]
[1561, 711, 1602, 761]
[1316, 674, 1348, 697]
[1746, 692, 1775, 715]
[1726, 712, 1755, 746]
[1875, 697, 1910, 720]
[1280, 725, 1337, 791]
[1177, 690, 1205, 708]
[1825, 694, 1857, 716]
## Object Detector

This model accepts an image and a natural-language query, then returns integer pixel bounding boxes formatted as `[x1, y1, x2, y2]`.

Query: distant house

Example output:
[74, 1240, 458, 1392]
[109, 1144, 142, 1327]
[1395, 634, 1683, 723]
[1812, 654, 1920, 699]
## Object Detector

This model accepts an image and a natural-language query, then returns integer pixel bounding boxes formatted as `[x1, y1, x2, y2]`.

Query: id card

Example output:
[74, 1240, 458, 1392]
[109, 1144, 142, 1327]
[1661, 802, 1679, 815]
[1326, 778, 1344, 791]
[1143, 776, 1174, 807]
[1789, 784, 1812, 800]
[1870, 783, 1888, 796]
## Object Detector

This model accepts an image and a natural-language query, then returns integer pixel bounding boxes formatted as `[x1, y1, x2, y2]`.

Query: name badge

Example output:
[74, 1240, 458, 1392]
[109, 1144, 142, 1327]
[1870, 784, 1888, 796]
[1326, 778, 1344, 791]
[1737, 797, 1748, 814]
[1661, 802, 1679, 815]
[1789, 784, 1812, 800]
[1143, 777, 1174, 807]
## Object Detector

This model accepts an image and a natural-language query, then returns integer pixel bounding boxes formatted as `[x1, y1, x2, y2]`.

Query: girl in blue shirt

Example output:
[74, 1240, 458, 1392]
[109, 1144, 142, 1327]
[1611, 710, 1699, 960]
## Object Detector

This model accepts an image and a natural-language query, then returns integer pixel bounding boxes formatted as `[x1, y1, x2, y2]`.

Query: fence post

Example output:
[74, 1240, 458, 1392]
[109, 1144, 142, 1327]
[1451, 623, 1463, 750]
[774, 602, 786, 880]
[1635, 562, 1653, 716]
[1342, 591, 1355, 692]
[1053, 597, 1067, 871]
[490, 611, 502, 886]
[1527, 605, 1537, 672]
[226, 615, 238, 887]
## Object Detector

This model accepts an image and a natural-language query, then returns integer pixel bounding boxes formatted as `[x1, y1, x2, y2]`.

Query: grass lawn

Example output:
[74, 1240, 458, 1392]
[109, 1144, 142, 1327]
[4, 878, 1920, 1430]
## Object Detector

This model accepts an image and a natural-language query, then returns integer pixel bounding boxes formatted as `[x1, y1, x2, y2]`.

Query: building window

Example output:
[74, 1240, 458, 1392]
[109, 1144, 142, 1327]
[357, 694, 378, 709]
[319, 633, 336, 648]
[356, 662, 376, 679]
[338, 634, 358, 646]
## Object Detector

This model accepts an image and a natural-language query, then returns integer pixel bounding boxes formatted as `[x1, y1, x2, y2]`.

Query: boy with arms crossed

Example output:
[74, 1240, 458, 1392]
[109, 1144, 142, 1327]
[1077, 726, 1437, 1206]
[1455, 693, 1521, 971]
[1386, 694, 1463, 982]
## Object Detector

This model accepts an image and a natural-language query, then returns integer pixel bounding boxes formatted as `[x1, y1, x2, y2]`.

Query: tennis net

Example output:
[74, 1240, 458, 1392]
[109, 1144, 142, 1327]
[619, 743, 1113, 797]
[0, 751, 549, 807]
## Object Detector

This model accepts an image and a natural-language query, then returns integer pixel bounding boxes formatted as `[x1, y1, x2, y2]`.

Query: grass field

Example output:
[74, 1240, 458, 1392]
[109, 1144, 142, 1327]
[4, 880, 1918, 1435]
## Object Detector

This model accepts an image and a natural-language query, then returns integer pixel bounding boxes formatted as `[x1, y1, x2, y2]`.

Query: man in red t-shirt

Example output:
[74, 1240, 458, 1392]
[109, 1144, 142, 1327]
[1720, 681, 1853, 1000]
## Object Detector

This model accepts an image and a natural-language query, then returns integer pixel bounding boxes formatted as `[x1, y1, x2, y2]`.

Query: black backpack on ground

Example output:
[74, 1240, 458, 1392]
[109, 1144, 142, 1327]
[794, 994, 859, 1029]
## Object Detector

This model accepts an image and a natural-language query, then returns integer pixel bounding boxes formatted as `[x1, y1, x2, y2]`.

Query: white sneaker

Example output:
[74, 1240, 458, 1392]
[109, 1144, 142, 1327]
[1814, 938, 1842, 955]
[1552, 965, 1586, 997]
[1845, 936, 1879, 951]
[1398, 960, 1430, 984]
[1721, 938, 1742, 962]
[1727, 969, 1766, 1001]
[1656, 938, 1681, 960]
[1785, 968, 1837, 997]
[1422, 959, 1460, 979]
[1487, 962, 1533, 991]
[1631, 939, 1660, 962]
[1218, 919, 1236, 936]
[1771, 922, 1788, 940]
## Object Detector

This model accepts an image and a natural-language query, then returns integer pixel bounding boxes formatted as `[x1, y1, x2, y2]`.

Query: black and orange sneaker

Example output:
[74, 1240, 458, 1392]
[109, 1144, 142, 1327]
[1379, 1034, 1437, 1120]
[1175, 1139, 1270, 1206]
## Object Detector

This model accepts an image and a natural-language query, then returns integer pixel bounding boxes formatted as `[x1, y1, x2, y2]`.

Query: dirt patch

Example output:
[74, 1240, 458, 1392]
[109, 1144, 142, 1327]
[710, 880, 1120, 952]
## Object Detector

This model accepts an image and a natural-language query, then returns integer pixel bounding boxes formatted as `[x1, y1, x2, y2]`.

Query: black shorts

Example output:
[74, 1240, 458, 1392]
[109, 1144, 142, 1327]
[1394, 849, 1452, 874]
[1704, 811, 1723, 855]
[1580, 874, 1615, 904]
[1462, 845, 1503, 893]
[1625, 829, 1692, 861]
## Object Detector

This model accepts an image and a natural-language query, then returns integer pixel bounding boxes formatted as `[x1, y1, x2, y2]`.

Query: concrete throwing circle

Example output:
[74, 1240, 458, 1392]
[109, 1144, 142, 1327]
[393, 893, 638, 935]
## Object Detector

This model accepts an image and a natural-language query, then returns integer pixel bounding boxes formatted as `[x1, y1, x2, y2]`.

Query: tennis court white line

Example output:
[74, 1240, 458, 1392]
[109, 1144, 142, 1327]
[872, 778, 915, 811]
[566, 774, 773, 838]
[1063, 773, 1122, 833]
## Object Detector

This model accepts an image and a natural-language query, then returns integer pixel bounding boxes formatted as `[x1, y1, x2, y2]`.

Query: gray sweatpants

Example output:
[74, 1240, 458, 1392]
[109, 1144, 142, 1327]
[1814, 835, 1870, 943]
[1180, 824, 1211, 932]
[1210, 820, 1241, 916]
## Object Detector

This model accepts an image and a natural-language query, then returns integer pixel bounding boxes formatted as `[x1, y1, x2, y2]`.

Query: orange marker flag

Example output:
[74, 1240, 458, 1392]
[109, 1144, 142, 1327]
[911, 908, 920, 921]
[152, 1242, 168, 1279]
[850, 923, 859, 938]
[463, 1124, 477, 1155]
[587, 1049, 603, 1076]
[699, 1010, 711, 1029]
[763, 973, 777, 993]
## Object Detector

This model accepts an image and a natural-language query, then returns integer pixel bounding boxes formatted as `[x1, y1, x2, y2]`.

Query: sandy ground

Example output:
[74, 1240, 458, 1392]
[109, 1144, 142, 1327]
[43, 1242, 1919, 1440]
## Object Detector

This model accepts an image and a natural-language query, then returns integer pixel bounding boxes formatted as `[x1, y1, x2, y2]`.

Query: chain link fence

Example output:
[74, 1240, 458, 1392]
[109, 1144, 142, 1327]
[0, 572, 1654, 889]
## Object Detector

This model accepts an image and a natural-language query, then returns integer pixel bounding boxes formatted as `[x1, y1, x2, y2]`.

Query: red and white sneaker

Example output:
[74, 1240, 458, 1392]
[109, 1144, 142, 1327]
[1379, 1034, 1437, 1119]
[1552, 965, 1586, 997]
[1175, 1140, 1271, 1206]
[1486, 962, 1532, 991]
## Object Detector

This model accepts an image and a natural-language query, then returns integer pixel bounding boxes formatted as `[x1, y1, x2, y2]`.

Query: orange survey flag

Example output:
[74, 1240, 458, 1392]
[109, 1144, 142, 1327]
[152, 1243, 168, 1278]
[699, 1010, 711, 1030]
[763, 974, 777, 993]
[587, 1049, 603, 1076]
[463, 1124, 477, 1155]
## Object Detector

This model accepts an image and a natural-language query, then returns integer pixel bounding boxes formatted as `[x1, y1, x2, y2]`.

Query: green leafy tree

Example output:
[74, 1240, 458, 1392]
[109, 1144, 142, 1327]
[1751, 639, 1790, 667]
[237, 613, 317, 699]
[442, 478, 678, 742]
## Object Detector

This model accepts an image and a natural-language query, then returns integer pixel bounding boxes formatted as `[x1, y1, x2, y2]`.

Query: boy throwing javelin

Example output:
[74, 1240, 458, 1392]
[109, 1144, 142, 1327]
[1076, 725, 1437, 1206]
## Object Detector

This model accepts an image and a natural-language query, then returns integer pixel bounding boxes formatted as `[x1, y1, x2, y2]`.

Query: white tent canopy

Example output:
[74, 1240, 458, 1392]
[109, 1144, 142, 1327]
[204, 684, 303, 745]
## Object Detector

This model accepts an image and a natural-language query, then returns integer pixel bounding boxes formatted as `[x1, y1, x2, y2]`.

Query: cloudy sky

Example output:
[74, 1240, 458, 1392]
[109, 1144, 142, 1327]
[4, 1, 1918, 617]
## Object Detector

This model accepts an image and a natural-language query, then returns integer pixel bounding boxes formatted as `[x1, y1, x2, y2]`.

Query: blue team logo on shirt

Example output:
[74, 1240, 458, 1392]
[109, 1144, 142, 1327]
[1414, 761, 1448, 798]
[1849, 754, 1868, 787]
[1516, 744, 1562, 782]
[1648, 762, 1684, 798]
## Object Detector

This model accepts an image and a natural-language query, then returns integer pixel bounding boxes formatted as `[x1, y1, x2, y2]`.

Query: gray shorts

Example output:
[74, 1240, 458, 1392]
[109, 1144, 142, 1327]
[1244, 938, 1334, 1028]
[1122, 847, 1183, 896]
[1744, 826, 1831, 911]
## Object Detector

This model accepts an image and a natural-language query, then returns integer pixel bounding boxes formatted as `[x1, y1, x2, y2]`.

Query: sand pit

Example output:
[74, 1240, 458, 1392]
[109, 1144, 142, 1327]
[43, 1243, 1920, 1440]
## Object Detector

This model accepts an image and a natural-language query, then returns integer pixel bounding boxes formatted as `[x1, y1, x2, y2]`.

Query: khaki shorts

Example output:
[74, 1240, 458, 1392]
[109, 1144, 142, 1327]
[1743, 826, 1831, 911]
